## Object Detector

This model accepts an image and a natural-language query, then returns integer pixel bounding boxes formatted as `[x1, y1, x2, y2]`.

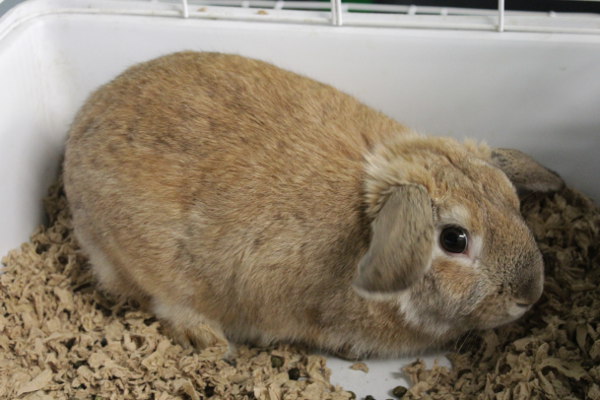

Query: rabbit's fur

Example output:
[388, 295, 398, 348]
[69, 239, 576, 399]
[64, 52, 563, 358]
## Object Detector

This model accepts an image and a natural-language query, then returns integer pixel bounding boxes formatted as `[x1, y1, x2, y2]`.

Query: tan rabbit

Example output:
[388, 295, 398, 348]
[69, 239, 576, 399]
[63, 52, 563, 359]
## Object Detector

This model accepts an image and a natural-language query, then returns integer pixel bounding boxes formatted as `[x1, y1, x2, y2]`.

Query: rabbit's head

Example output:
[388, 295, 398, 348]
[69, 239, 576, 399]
[354, 135, 563, 337]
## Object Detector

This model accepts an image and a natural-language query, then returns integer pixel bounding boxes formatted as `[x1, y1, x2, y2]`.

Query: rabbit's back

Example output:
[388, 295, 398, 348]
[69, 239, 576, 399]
[67, 52, 405, 216]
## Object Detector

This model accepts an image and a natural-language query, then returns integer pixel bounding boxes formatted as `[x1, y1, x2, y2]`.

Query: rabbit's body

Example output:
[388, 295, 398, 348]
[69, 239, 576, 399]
[64, 52, 562, 358]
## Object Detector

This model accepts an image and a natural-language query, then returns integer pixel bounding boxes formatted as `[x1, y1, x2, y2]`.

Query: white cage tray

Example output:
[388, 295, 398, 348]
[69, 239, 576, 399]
[1, 0, 599, 398]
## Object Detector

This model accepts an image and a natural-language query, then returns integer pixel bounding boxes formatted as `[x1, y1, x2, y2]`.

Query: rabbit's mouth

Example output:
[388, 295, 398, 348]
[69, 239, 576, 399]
[508, 302, 533, 317]
[497, 302, 533, 326]
[474, 302, 532, 330]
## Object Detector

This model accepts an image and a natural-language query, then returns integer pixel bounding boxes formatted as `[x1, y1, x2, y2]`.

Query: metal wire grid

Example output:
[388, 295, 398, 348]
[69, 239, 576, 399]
[173, 0, 599, 33]
[1, 0, 598, 34]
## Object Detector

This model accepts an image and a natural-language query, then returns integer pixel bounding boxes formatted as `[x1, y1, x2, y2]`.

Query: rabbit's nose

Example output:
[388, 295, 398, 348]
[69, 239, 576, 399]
[513, 258, 544, 306]
[514, 279, 543, 305]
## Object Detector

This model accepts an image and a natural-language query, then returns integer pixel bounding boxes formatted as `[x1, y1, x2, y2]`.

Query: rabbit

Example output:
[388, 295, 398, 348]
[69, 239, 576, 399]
[63, 51, 564, 359]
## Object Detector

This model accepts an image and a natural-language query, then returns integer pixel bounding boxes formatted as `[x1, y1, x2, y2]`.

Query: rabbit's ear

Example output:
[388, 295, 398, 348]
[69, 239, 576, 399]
[354, 184, 434, 294]
[491, 148, 564, 196]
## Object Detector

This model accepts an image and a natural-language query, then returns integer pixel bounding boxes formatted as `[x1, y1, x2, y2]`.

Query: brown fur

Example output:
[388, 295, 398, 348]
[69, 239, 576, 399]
[63, 52, 562, 358]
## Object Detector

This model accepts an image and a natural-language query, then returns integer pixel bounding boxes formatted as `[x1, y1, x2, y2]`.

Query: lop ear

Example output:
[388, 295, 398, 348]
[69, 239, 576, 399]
[491, 148, 564, 196]
[354, 184, 434, 294]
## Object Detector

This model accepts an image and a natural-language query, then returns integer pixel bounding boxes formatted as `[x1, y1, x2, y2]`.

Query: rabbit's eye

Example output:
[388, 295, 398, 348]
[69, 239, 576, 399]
[440, 226, 468, 254]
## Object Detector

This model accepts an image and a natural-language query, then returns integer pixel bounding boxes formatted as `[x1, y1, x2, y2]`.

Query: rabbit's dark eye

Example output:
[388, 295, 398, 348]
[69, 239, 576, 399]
[440, 226, 468, 254]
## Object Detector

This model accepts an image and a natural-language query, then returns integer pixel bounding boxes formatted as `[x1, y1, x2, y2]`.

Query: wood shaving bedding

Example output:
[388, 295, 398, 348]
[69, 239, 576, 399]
[1, 178, 598, 399]
[349, 363, 369, 374]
